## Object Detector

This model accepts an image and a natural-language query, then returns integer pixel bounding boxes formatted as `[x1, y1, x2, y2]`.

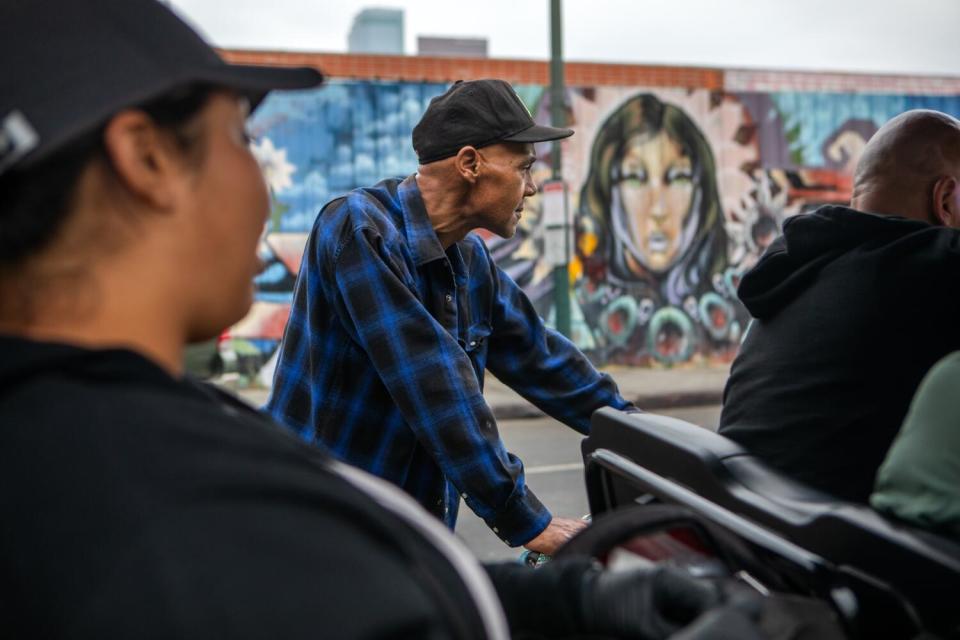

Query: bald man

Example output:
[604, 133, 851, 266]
[719, 109, 960, 503]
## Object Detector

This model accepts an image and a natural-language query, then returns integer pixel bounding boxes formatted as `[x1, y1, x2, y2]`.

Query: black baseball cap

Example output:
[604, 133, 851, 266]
[0, 0, 324, 177]
[412, 79, 573, 165]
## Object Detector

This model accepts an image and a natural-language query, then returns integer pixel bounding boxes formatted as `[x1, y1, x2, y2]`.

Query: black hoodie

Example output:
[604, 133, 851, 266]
[719, 205, 960, 502]
[0, 336, 510, 639]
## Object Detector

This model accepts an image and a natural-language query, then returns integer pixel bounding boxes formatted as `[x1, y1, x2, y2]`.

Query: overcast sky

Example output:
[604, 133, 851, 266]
[168, 0, 960, 77]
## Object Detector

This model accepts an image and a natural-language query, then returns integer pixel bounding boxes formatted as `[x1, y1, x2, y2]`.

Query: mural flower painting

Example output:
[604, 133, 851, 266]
[250, 137, 296, 193]
[725, 170, 801, 270]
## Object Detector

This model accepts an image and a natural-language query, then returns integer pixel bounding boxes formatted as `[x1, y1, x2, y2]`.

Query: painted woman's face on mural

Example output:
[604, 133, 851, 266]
[616, 130, 694, 272]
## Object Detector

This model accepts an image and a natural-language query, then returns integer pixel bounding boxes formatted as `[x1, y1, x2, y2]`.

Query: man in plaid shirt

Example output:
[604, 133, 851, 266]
[267, 79, 635, 554]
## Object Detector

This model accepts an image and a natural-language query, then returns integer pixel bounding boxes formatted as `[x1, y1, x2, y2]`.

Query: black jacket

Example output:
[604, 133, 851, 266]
[0, 336, 509, 639]
[720, 206, 960, 502]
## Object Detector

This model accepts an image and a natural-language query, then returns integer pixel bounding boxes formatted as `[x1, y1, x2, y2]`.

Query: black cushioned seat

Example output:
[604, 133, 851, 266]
[582, 407, 960, 637]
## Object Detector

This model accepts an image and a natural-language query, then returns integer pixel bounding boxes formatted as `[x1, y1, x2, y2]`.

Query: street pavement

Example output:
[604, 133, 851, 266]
[484, 364, 729, 419]
[453, 406, 722, 562]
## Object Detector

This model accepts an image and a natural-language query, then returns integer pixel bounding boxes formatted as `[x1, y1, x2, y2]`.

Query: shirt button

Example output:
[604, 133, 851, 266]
[444, 293, 453, 304]
[469, 340, 477, 347]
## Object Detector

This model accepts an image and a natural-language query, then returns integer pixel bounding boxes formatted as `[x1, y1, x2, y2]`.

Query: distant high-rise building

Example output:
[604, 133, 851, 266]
[417, 36, 488, 58]
[347, 8, 404, 55]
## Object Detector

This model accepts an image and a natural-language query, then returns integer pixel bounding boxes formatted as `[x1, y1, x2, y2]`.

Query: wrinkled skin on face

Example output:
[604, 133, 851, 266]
[472, 142, 538, 239]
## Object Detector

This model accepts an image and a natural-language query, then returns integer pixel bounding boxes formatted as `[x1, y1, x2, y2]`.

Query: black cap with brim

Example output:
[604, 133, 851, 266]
[413, 79, 574, 164]
[502, 123, 574, 144]
[200, 64, 325, 112]
[0, 0, 324, 176]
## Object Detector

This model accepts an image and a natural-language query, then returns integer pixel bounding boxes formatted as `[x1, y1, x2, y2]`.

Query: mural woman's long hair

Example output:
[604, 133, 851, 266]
[577, 93, 729, 306]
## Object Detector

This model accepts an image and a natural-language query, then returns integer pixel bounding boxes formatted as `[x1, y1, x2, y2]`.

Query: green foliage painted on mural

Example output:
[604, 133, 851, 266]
[270, 197, 290, 233]
[785, 121, 806, 166]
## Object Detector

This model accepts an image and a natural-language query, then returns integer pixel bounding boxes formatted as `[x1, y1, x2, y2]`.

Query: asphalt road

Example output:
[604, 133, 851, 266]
[454, 405, 722, 562]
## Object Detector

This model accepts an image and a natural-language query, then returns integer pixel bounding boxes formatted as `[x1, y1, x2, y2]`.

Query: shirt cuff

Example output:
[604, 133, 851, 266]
[486, 486, 552, 547]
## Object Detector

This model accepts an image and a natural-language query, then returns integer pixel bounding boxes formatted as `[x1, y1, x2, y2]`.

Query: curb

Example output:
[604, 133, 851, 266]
[491, 389, 724, 420]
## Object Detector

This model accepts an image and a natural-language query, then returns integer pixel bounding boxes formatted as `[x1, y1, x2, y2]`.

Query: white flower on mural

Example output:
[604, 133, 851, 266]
[725, 170, 801, 267]
[250, 137, 296, 193]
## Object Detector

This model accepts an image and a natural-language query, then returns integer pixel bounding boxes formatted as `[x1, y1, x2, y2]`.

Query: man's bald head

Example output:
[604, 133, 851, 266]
[851, 110, 960, 226]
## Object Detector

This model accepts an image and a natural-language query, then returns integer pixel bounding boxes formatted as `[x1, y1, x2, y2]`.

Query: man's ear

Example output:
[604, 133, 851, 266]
[932, 175, 960, 228]
[454, 146, 480, 184]
[101, 110, 182, 210]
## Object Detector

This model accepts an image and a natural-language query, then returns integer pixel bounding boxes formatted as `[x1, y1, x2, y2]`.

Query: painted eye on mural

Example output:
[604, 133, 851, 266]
[665, 165, 693, 185]
[619, 168, 649, 185]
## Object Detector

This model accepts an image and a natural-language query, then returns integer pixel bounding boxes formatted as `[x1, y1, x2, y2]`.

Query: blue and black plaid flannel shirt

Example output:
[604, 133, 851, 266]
[266, 175, 633, 546]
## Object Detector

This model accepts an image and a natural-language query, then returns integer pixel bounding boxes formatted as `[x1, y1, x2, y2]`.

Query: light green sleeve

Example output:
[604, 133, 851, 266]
[871, 352, 960, 535]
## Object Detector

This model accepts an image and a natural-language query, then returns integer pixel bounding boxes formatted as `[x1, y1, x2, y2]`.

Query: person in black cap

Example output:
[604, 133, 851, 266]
[0, 2, 766, 638]
[266, 79, 638, 555]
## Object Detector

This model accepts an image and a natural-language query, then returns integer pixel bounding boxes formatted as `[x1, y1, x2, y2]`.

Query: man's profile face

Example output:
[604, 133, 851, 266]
[471, 142, 538, 238]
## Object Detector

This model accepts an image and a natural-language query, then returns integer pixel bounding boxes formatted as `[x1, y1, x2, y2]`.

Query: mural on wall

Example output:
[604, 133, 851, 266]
[220, 79, 960, 381]
[572, 92, 745, 365]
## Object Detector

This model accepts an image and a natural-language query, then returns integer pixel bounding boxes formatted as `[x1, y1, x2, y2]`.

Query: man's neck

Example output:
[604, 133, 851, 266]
[415, 173, 472, 249]
[851, 185, 936, 225]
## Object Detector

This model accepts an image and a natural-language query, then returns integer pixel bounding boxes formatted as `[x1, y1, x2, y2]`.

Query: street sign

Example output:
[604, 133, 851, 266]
[542, 179, 571, 267]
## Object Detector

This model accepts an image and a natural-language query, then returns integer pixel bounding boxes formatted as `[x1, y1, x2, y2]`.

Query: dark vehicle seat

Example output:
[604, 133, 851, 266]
[581, 408, 960, 638]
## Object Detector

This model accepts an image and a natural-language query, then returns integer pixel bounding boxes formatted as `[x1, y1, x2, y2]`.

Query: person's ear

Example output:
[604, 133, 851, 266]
[101, 110, 184, 210]
[455, 146, 480, 184]
[932, 175, 960, 228]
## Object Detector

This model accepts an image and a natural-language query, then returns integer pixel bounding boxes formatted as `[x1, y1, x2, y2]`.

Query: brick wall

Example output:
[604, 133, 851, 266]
[221, 49, 959, 92]
[220, 49, 723, 88]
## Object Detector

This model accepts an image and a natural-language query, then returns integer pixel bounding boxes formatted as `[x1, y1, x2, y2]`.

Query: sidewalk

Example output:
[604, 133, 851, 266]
[234, 364, 729, 419]
[484, 364, 729, 420]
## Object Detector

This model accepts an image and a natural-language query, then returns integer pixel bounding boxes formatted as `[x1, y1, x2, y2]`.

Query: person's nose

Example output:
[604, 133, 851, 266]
[649, 185, 667, 221]
[524, 172, 538, 198]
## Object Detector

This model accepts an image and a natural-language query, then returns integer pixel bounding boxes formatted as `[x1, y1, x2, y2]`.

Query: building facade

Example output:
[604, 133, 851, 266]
[347, 8, 404, 55]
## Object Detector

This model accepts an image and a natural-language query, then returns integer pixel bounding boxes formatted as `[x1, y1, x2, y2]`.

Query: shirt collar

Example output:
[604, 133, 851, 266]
[398, 174, 447, 266]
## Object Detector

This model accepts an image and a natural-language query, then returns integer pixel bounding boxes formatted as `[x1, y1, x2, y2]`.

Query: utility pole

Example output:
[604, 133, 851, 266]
[549, 0, 571, 338]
